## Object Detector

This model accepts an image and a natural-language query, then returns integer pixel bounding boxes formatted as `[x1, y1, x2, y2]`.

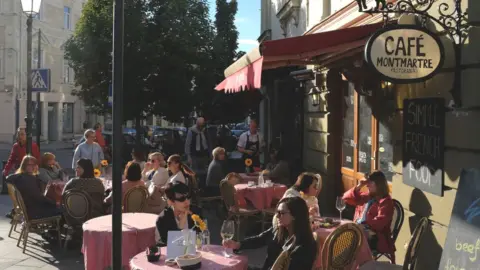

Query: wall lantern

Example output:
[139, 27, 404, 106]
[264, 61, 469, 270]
[308, 87, 321, 107]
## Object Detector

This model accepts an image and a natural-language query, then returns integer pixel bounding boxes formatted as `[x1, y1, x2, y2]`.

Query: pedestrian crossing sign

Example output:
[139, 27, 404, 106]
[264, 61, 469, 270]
[31, 69, 50, 92]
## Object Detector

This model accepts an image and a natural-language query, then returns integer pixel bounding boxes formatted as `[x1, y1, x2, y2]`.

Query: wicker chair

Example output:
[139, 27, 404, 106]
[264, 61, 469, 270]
[123, 186, 149, 213]
[360, 217, 429, 270]
[219, 181, 260, 240]
[271, 250, 291, 270]
[321, 223, 364, 270]
[373, 199, 404, 262]
[7, 183, 23, 238]
[62, 189, 92, 249]
[12, 184, 62, 253]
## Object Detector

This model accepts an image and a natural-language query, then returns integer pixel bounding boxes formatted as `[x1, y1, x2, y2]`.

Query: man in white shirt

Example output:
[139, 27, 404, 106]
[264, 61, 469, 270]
[237, 119, 265, 168]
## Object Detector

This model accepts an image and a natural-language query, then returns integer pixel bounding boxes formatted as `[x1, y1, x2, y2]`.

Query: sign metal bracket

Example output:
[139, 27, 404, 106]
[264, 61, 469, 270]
[360, 0, 471, 108]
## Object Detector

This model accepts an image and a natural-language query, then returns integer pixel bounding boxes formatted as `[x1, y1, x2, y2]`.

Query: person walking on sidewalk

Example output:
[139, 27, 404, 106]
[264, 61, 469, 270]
[72, 129, 104, 169]
[2, 127, 40, 177]
[184, 117, 210, 177]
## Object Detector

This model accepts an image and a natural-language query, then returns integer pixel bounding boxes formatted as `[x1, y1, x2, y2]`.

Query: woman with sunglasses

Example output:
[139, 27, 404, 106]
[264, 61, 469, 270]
[223, 196, 316, 270]
[155, 181, 202, 246]
[143, 152, 169, 187]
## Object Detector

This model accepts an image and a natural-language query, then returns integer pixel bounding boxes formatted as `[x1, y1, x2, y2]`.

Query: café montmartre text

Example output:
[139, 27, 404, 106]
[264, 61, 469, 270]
[404, 101, 441, 159]
[376, 35, 434, 72]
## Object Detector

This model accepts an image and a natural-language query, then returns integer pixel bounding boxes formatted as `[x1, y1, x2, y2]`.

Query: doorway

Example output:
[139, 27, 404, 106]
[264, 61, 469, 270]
[48, 103, 57, 141]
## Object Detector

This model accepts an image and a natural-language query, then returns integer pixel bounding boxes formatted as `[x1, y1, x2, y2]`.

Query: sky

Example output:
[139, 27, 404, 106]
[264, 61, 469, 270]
[208, 0, 261, 53]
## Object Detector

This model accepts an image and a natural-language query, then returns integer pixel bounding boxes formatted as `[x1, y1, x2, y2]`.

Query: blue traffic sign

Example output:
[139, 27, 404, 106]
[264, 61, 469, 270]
[31, 68, 50, 92]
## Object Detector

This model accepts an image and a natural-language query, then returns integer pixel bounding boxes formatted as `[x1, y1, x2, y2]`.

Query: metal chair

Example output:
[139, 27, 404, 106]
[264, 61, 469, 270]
[220, 181, 260, 240]
[123, 186, 149, 213]
[13, 184, 62, 253]
[62, 189, 92, 249]
[321, 223, 364, 270]
[374, 199, 404, 262]
[6, 183, 23, 237]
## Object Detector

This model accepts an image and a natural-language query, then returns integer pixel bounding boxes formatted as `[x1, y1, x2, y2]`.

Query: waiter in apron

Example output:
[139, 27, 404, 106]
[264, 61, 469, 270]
[237, 119, 265, 168]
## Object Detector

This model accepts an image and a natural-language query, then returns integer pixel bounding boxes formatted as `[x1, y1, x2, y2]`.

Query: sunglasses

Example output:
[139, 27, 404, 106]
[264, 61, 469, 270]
[174, 194, 191, 202]
[276, 210, 290, 217]
[148, 159, 158, 163]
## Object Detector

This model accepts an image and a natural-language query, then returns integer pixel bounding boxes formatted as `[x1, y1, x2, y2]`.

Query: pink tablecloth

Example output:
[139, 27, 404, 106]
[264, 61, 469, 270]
[314, 220, 373, 269]
[234, 184, 287, 210]
[82, 213, 158, 270]
[130, 245, 248, 270]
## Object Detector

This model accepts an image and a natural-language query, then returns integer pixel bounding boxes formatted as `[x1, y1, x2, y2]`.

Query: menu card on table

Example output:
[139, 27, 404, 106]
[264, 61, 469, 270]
[166, 230, 197, 259]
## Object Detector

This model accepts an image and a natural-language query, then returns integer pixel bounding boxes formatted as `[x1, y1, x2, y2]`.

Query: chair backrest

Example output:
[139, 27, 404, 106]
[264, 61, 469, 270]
[321, 223, 364, 270]
[7, 183, 20, 210]
[219, 181, 236, 209]
[403, 217, 429, 270]
[62, 189, 92, 225]
[391, 199, 404, 242]
[123, 185, 149, 213]
[12, 184, 30, 222]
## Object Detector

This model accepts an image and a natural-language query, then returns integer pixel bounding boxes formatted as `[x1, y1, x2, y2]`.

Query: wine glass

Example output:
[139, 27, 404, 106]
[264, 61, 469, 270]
[220, 220, 235, 257]
[336, 196, 346, 220]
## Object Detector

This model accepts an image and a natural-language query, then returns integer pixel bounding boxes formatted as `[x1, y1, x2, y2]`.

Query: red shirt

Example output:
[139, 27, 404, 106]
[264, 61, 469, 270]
[95, 130, 105, 148]
[343, 187, 396, 262]
[3, 142, 40, 176]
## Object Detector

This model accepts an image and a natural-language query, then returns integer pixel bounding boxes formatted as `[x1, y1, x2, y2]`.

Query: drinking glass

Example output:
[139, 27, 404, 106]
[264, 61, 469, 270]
[336, 196, 346, 220]
[220, 220, 235, 257]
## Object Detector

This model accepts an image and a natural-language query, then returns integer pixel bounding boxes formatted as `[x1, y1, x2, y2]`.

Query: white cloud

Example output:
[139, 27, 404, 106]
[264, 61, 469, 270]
[238, 39, 259, 45]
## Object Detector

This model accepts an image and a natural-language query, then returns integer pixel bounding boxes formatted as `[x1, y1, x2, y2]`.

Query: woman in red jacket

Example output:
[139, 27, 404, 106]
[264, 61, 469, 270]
[2, 128, 40, 177]
[342, 170, 396, 263]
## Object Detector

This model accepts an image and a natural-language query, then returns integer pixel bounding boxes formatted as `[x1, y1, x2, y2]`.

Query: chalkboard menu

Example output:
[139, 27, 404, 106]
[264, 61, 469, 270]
[402, 98, 445, 196]
[439, 168, 480, 269]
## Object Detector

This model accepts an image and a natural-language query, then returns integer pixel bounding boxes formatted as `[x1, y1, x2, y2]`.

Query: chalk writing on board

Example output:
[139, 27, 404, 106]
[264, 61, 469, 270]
[402, 98, 445, 196]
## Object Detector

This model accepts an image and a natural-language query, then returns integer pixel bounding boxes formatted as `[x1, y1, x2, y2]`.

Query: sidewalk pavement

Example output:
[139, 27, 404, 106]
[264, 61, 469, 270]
[0, 195, 84, 270]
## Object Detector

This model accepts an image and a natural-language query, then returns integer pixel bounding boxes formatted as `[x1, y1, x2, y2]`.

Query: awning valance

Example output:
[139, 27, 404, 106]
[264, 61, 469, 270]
[215, 23, 383, 92]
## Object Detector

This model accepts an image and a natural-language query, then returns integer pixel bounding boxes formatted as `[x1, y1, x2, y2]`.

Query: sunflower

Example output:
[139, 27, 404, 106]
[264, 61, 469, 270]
[101, 160, 108, 167]
[245, 158, 253, 167]
[94, 169, 101, 178]
[191, 214, 207, 232]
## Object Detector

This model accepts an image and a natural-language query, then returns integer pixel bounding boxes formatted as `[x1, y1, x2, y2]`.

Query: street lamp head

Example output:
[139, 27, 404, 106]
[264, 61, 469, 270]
[21, 0, 42, 16]
[308, 86, 321, 107]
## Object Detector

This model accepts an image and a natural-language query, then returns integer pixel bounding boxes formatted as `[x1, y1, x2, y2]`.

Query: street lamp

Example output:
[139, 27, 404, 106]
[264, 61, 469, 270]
[21, 0, 42, 154]
[308, 86, 321, 107]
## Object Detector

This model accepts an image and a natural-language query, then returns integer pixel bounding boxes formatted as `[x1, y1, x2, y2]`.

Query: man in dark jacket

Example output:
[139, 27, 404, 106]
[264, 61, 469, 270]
[184, 117, 210, 179]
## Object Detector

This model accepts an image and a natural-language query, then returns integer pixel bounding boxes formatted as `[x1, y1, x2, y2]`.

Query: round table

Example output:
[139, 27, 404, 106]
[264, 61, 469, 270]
[82, 213, 158, 270]
[313, 219, 373, 269]
[234, 183, 287, 210]
[130, 245, 248, 270]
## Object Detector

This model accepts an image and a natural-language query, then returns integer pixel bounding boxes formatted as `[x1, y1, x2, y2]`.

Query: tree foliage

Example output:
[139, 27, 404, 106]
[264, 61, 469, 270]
[66, 0, 249, 123]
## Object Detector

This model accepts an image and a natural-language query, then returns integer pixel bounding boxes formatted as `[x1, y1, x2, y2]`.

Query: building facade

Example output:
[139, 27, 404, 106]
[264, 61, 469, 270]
[0, 0, 86, 144]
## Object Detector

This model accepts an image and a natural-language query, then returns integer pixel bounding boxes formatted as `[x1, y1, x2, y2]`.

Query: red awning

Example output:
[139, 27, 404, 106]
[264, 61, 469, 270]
[215, 23, 382, 92]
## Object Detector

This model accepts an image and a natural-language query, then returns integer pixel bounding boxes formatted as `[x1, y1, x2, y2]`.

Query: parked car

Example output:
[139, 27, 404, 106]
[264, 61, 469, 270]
[152, 127, 185, 157]
[231, 123, 249, 139]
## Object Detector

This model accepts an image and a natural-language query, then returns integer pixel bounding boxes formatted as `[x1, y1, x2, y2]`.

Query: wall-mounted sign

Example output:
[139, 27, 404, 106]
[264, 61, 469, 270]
[402, 98, 445, 196]
[365, 25, 445, 83]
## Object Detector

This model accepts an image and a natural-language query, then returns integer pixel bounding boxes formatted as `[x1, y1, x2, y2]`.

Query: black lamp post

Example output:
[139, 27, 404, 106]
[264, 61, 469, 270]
[21, 0, 42, 155]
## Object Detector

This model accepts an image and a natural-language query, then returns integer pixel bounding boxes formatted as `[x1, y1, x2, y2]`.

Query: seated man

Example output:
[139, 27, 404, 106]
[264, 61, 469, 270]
[155, 181, 202, 246]
[342, 170, 395, 263]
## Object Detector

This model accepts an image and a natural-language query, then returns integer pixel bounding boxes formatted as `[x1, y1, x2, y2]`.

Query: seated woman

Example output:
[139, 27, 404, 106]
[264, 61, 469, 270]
[8, 155, 62, 219]
[205, 147, 226, 196]
[38, 152, 65, 186]
[105, 162, 145, 205]
[282, 173, 322, 217]
[219, 172, 242, 212]
[155, 181, 202, 246]
[143, 152, 169, 187]
[223, 197, 317, 270]
[342, 170, 395, 263]
[63, 158, 105, 218]
[263, 148, 290, 186]
[167, 154, 187, 184]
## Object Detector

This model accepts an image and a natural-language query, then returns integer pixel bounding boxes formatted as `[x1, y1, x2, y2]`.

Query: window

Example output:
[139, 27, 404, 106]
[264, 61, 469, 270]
[63, 58, 70, 83]
[341, 81, 396, 183]
[64, 6, 71, 29]
[32, 48, 43, 68]
[62, 103, 74, 133]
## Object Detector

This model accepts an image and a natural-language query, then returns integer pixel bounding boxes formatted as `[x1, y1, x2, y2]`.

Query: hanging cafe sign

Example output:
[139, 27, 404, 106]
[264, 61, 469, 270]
[365, 25, 444, 83]
[359, 0, 471, 107]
